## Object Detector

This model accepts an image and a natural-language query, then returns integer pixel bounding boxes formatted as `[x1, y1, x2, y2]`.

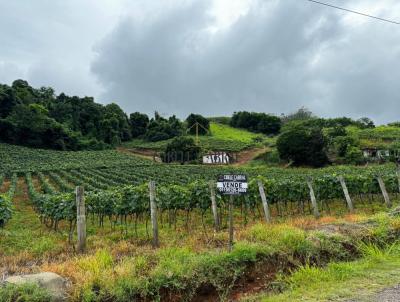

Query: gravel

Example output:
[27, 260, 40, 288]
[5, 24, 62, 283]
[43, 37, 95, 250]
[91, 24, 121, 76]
[348, 284, 400, 302]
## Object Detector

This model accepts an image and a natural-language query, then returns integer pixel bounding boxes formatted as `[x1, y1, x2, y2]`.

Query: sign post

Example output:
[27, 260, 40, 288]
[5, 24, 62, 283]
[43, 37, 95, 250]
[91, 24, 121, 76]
[216, 174, 248, 251]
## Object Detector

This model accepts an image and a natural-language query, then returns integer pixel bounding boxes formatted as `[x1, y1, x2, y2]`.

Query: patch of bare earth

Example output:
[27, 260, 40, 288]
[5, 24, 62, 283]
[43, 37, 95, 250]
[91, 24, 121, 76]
[234, 148, 268, 165]
[0, 179, 11, 193]
[117, 147, 156, 160]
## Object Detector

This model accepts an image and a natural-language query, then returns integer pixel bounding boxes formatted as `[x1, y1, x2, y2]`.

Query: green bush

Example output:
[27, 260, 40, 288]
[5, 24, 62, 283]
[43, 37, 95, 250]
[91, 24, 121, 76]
[344, 146, 364, 165]
[277, 126, 329, 167]
[163, 136, 201, 163]
[333, 135, 359, 157]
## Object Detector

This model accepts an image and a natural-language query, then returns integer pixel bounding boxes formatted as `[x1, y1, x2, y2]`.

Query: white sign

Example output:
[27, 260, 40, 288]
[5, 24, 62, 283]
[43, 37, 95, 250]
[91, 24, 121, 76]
[217, 174, 248, 195]
[203, 153, 230, 164]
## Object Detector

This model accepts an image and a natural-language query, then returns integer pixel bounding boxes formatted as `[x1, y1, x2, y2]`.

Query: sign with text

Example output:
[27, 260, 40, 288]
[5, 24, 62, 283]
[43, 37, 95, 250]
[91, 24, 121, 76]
[217, 174, 248, 195]
[203, 153, 230, 165]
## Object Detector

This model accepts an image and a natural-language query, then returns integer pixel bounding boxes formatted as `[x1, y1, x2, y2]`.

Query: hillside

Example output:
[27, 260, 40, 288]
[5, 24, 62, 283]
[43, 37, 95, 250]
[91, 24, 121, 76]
[0, 143, 152, 173]
[347, 125, 400, 149]
[123, 122, 271, 152]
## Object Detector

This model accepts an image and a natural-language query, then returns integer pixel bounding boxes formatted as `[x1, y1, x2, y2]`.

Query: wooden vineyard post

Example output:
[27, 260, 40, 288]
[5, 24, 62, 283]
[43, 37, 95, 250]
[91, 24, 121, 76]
[397, 166, 400, 194]
[306, 179, 320, 219]
[209, 181, 220, 232]
[377, 176, 392, 208]
[257, 180, 271, 223]
[228, 195, 234, 252]
[76, 186, 86, 253]
[149, 180, 159, 248]
[338, 176, 354, 213]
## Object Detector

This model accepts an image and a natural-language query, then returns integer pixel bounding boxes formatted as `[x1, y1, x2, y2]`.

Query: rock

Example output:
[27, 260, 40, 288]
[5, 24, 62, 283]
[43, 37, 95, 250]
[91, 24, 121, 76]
[5, 272, 68, 301]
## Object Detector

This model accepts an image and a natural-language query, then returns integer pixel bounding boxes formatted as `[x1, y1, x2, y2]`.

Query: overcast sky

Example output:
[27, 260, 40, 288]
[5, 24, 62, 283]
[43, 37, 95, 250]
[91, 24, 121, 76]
[1, 0, 399, 124]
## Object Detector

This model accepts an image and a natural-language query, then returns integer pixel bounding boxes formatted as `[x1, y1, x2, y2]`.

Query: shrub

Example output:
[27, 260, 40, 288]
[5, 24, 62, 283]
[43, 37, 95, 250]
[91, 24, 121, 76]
[277, 126, 329, 167]
[163, 136, 201, 163]
[333, 136, 359, 157]
[344, 146, 364, 165]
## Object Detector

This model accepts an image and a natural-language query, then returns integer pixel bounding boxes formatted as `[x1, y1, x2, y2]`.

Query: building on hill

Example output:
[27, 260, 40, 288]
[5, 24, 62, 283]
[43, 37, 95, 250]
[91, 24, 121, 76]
[362, 148, 399, 161]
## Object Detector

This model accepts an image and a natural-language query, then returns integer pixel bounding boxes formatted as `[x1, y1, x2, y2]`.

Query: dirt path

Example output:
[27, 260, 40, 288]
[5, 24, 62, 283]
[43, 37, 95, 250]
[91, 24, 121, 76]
[13, 177, 32, 214]
[0, 179, 10, 193]
[117, 147, 156, 160]
[118, 146, 268, 166]
[234, 147, 268, 165]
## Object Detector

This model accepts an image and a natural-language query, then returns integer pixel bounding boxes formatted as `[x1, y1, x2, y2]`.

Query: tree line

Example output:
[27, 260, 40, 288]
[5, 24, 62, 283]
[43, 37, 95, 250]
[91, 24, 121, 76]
[0, 80, 200, 150]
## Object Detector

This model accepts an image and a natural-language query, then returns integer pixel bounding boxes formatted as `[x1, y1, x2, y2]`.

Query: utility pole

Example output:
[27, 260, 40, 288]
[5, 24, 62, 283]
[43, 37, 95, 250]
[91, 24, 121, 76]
[187, 121, 209, 145]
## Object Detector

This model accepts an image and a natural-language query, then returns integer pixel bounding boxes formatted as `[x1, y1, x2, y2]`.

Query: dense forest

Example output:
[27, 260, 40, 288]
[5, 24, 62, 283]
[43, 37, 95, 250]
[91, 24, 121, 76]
[0, 80, 186, 150]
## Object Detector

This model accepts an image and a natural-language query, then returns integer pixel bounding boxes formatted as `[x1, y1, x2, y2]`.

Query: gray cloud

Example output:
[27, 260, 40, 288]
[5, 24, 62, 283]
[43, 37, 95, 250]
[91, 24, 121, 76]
[1, 0, 399, 124]
[0, 0, 123, 96]
[91, 0, 400, 123]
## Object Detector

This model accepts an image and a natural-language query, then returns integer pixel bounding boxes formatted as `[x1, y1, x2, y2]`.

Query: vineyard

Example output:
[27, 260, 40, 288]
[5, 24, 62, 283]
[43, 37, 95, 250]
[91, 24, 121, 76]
[0, 143, 152, 173]
[2, 143, 400, 301]
[1, 141, 400, 236]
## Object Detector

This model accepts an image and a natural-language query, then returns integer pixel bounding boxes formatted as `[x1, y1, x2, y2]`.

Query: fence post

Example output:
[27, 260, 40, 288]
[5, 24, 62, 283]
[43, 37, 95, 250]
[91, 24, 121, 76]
[257, 180, 271, 223]
[76, 186, 86, 253]
[397, 166, 400, 194]
[306, 179, 320, 219]
[228, 195, 234, 252]
[377, 176, 392, 208]
[338, 176, 354, 213]
[149, 181, 159, 248]
[209, 181, 220, 232]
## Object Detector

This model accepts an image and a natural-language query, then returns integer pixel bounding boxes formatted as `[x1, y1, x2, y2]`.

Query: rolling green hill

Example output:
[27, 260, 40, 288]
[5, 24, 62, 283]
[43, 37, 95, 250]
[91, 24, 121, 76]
[346, 126, 400, 149]
[122, 122, 271, 152]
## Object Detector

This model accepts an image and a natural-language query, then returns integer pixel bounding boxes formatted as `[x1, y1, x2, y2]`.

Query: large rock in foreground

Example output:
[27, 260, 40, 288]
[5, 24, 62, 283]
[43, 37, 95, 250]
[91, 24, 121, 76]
[5, 272, 68, 301]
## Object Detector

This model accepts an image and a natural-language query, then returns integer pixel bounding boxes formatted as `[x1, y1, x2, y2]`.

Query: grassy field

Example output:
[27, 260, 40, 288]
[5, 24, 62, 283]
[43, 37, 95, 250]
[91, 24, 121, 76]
[122, 122, 268, 152]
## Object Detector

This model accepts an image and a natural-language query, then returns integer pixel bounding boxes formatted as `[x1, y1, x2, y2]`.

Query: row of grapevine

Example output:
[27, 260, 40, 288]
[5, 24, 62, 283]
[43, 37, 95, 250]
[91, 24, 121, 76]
[24, 169, 400, 232]
[0, 173, 18, 228]
[0, 143, 154, 173]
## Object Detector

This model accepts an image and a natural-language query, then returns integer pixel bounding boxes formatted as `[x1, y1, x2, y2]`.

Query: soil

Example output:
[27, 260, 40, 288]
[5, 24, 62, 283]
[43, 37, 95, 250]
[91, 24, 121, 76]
[160, 258, 284, 302]
[117, 147, 156, 160]
[0, 180, 10, 194]
[233, 148, 268, 166]
[118, 146, 268, 166]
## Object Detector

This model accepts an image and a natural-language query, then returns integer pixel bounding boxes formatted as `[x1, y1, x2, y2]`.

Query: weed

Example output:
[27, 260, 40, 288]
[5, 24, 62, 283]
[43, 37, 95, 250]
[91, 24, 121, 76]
[0, 283, 51, 302]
